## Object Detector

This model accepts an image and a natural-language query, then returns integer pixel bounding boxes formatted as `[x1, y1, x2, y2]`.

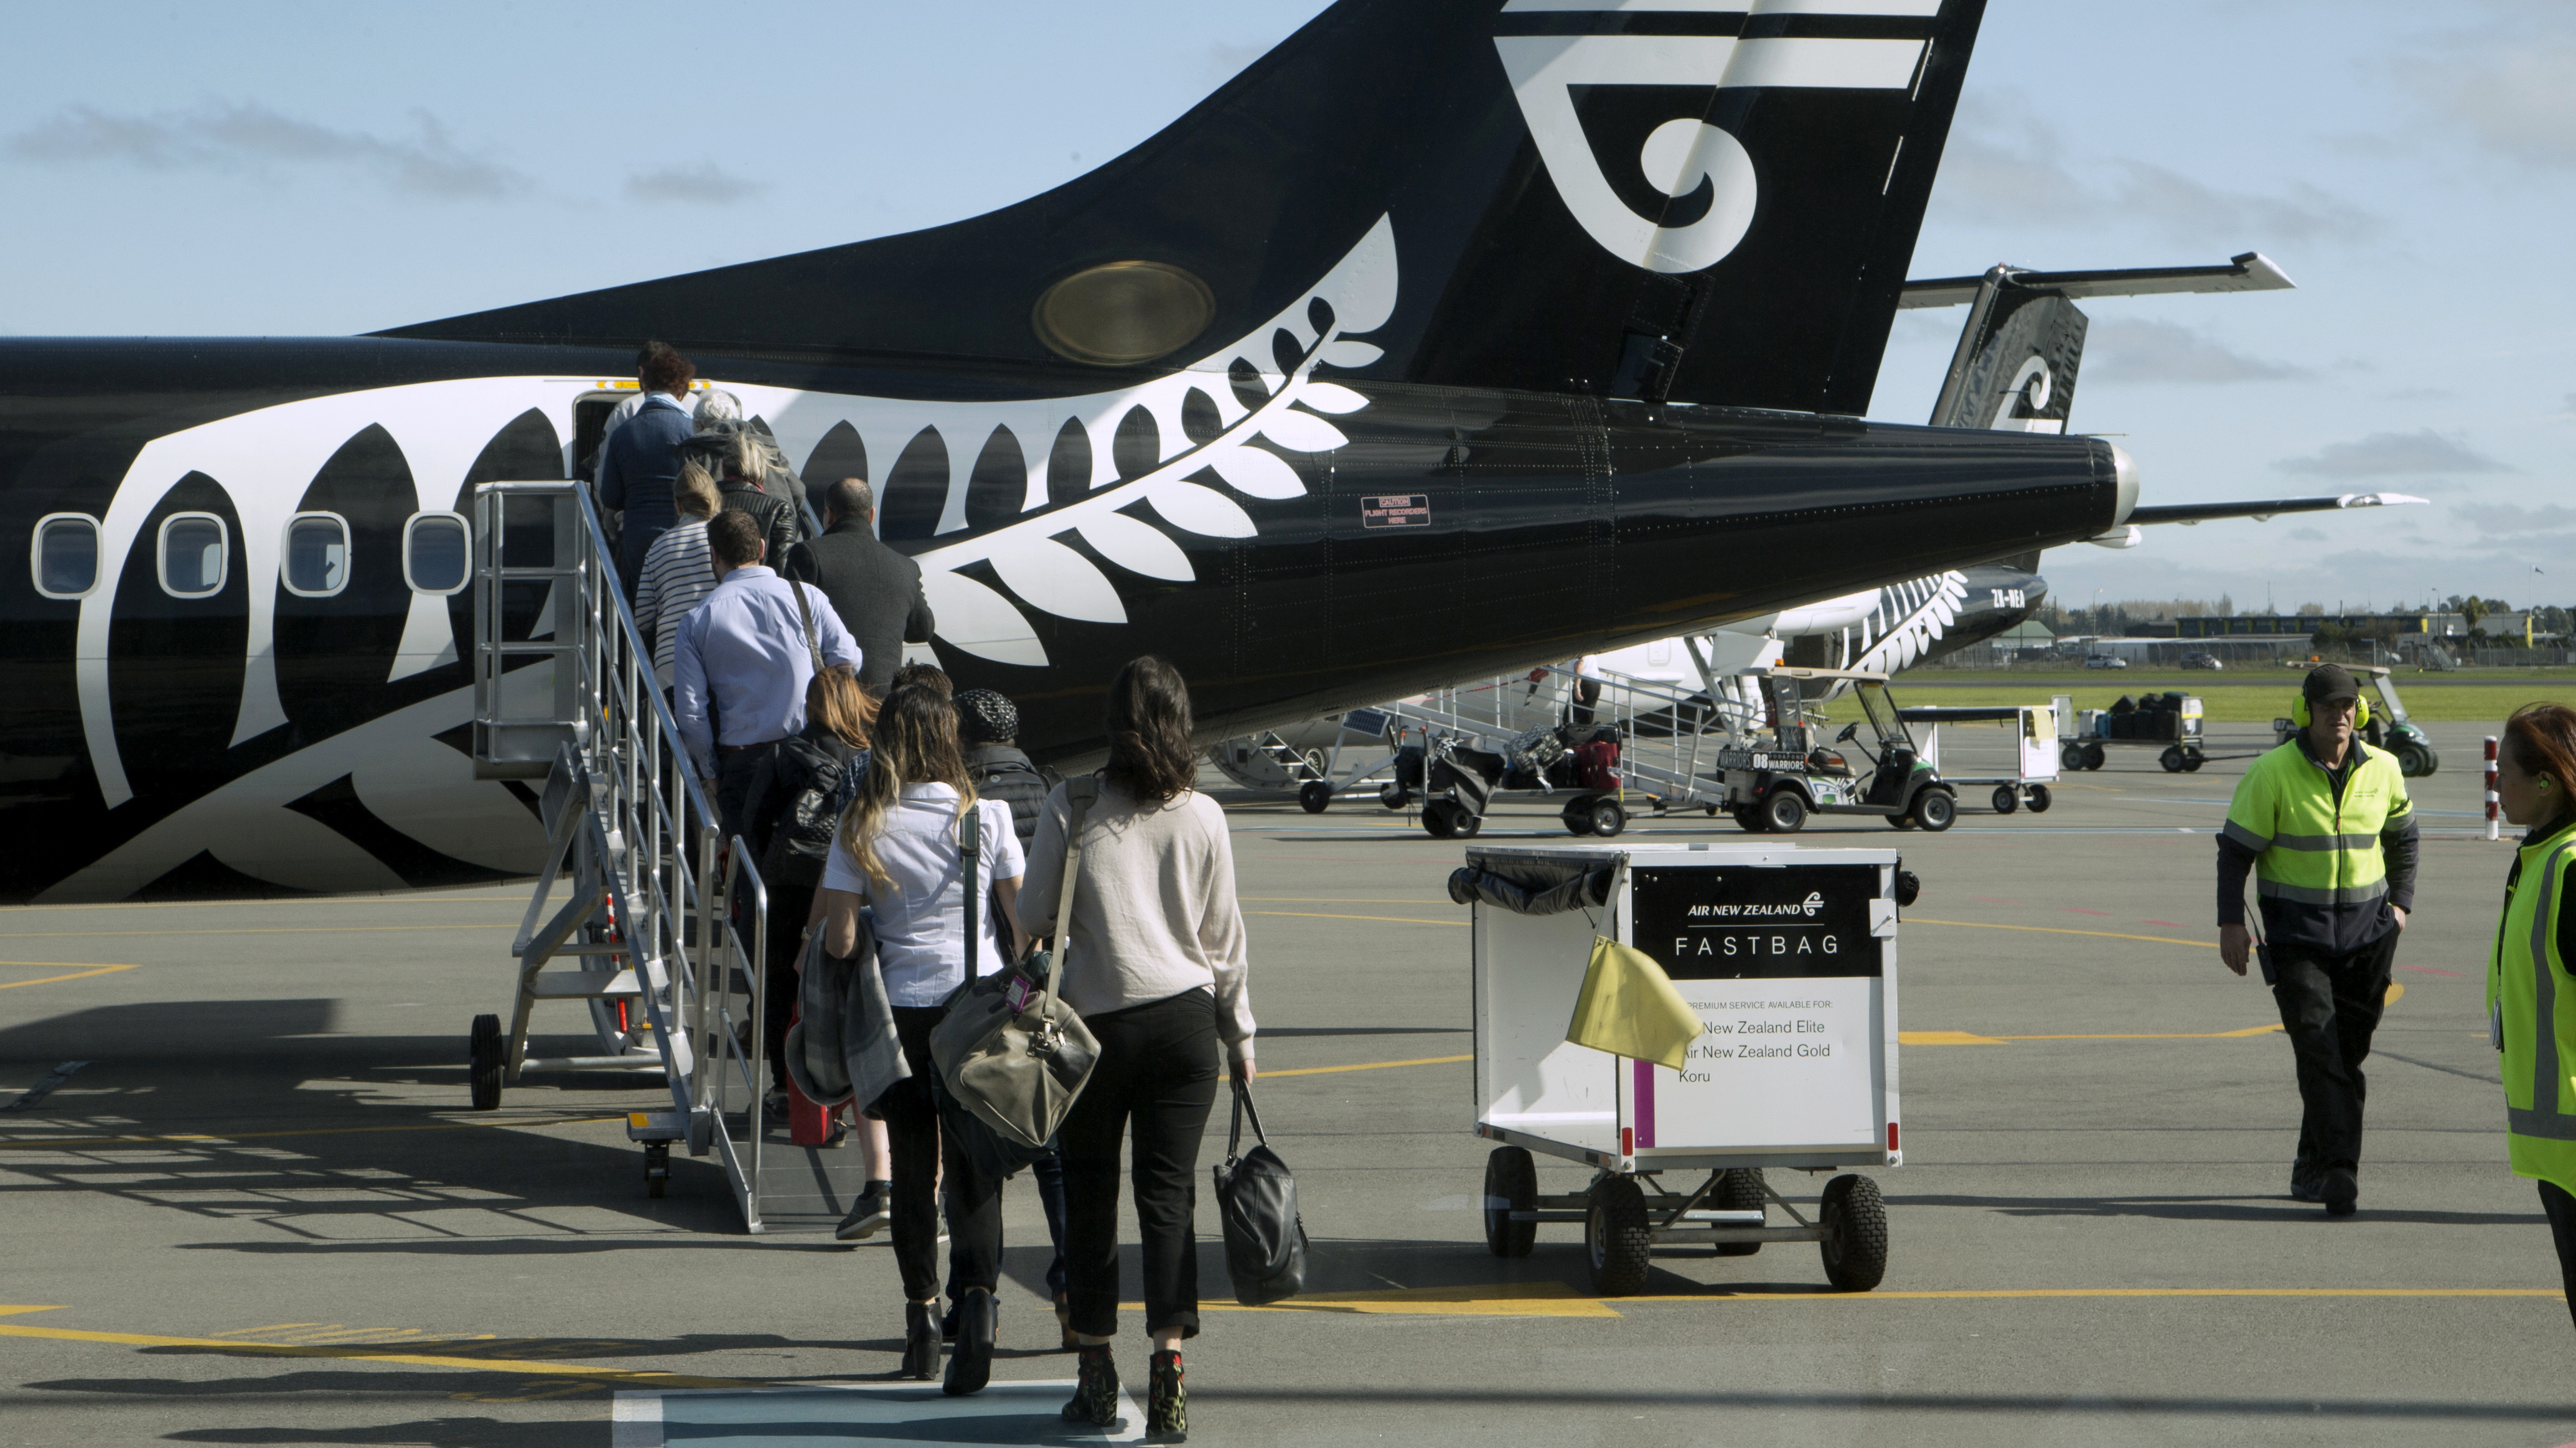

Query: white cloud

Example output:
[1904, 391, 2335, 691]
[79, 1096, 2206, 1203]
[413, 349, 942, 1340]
[623, 161, 767, 206]
[2402, 30, 2576, 168]
[2084, 319, 2305, 384]
[2457, 503, 2576, 534]
[2276, 429, 2508, 477]
[4, 102, 527, 199]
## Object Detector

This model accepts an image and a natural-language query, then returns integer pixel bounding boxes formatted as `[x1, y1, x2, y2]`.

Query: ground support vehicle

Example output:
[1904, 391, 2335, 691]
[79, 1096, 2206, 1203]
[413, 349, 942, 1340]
[2054, 692, 2208, 772]
[2269, 666, 2440, 777]
[1208, 710, 1412, 813]
[1459, 842, 1903, 1295]
[1899, 704, 2059, 815]
[1715, 668, 1959, 833]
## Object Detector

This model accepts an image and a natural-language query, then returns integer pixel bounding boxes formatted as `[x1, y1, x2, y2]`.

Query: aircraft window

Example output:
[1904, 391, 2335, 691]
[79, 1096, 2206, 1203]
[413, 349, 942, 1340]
[31, 513, 100, 599]
[157, 513, 228, 598]
[282, 513, 350, 597]
[403, 512, 469, 595]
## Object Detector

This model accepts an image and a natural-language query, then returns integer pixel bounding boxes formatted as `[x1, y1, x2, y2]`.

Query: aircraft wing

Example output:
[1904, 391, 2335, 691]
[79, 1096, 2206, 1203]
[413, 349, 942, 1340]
[1899, 252, 2294, 309]
[2125, 492, 2430, 526]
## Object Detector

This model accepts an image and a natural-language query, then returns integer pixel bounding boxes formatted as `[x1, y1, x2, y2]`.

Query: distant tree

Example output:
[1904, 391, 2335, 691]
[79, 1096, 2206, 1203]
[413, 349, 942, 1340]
[2297, 602, 2325, 617]
[2218, 592, 2234, 615]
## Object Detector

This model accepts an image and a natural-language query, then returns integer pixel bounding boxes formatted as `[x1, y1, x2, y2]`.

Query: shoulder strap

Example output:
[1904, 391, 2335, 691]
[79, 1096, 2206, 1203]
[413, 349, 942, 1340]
[1039, 778, 1101, 1017]
[788, 578, 825, 675]
[960, 802, 980, 981]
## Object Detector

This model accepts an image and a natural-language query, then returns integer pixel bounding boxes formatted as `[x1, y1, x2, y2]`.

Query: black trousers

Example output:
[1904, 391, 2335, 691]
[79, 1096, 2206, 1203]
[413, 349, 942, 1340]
[1059, 988, 1221, 1340]
[761, 878, 812, 1093]
[713, 742, 782, 848]
[2540, 1181, 2576, 1332]
[882, 1007, 1004, 1304]
[2268, 928, 2400, 1175]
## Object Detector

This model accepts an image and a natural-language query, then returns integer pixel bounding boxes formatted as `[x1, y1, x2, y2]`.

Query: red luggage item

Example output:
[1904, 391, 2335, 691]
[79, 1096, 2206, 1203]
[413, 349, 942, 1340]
[782, 1007, 835, 1146]
[1573, 739, 1621, 792]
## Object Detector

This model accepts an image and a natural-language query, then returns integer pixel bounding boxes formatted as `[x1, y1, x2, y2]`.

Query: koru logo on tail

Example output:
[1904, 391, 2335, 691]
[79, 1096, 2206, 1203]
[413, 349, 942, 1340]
[1492, 1, 1937, 275]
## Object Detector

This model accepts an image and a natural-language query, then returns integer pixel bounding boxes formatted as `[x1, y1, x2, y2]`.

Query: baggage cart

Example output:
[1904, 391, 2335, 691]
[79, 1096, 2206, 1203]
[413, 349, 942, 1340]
[1457, 842, 1904, 1294]
[1899, 704, 2059, 815]
[2054, 691, 2206, 772]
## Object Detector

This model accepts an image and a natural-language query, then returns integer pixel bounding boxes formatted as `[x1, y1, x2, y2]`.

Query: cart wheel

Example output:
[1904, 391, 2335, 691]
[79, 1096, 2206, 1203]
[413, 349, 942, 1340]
[1453, 808, 1482, 839]
[1732, 805, 1766, 833]
[644, 1142, 670, 1200]
[2419, 747, 2441, 776]
[1883, 812, 1914, 829]
[1990, 785, 2017, 816]
[1818, 1173, 1888, 1292]
[1562, 796, 1597, 836]
[1422, 801, 1456, 839]
[469, 1013, 503, 1111]
[1482, 1146, 1537, 1258]
[2059, 742, 2082, 770]
[1298, 780, 1333, 814]
[1380, 785, 1412, 811]
[1590, 797, 1626, 838]
[1762, 788, 1806, 834]
[2159, 746, 2185, 773]
[2025, 785, 2053, 814]
[1705, 802, 1720, 817]
[1913, 788, 1955, 833]
[2081, 742, 2105, 771]
[1585, 1175, 1653, 1296]
[1715, 1168, 1767, 1257]
[2182, 752, 2204, 773]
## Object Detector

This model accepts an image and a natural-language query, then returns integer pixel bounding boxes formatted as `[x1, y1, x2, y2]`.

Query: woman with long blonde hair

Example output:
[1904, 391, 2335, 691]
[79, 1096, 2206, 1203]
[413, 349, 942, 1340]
[819, 684, 1024, 1393]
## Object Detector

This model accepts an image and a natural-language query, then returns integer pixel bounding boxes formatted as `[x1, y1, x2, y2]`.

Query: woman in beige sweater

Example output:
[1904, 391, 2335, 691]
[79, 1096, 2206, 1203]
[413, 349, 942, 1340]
[1019, 656, 1253, 1444]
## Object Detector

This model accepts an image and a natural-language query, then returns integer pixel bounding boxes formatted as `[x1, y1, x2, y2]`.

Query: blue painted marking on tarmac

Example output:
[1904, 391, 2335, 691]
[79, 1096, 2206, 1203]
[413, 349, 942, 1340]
[614, 1381, 1142, 1446]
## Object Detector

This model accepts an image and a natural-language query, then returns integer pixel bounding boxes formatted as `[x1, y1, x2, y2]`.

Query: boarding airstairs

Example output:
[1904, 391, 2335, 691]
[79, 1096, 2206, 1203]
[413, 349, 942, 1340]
[459, 479, 856, 1232]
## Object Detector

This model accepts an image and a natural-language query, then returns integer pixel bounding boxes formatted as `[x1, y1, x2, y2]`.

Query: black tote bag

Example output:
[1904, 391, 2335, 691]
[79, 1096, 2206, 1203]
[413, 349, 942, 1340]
[1211, 1080, 1308, 1306]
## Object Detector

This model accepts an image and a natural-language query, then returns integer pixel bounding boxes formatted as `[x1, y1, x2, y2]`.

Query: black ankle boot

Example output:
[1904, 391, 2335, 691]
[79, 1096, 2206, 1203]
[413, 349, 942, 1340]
[900, 1301, 939, 1380]
[1061, 1343, 1120, 1426]
[1146, 1349, 1186, 1442]
[942, 1289, 995, 1396]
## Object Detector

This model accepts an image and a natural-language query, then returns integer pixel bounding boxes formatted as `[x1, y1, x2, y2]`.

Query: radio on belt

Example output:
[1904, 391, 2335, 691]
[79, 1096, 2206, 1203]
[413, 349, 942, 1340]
[1455, 841, 1904, 1296]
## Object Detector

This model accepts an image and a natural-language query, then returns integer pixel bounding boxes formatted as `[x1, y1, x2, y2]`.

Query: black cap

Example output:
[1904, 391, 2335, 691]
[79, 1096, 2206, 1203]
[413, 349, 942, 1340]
[2303, 663, 2361, 704]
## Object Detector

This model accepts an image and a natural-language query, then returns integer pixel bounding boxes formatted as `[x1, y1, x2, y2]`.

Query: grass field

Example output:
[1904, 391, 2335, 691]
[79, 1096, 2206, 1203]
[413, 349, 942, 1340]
[1831, 671, 2576, 723]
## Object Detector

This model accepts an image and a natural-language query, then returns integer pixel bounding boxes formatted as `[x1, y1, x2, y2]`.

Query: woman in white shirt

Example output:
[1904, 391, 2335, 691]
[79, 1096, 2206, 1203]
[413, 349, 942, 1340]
[1019, 656, 1254, 1442]
[820, 684, 1024, 1394]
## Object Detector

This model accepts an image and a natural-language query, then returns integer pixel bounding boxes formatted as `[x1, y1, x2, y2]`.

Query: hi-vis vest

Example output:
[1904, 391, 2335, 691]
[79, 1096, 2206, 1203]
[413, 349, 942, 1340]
[2222, 739, 2413, 950]
[2489, 816, 2576, 1190]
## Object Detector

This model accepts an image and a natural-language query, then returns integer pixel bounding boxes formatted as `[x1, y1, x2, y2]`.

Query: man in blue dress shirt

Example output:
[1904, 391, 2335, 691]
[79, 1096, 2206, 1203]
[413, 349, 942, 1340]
[674, 511, 862, 839]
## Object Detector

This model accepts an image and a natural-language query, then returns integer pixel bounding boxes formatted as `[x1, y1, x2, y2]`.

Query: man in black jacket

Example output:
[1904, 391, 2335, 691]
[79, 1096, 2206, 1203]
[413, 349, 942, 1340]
[783, 477, 937, 694]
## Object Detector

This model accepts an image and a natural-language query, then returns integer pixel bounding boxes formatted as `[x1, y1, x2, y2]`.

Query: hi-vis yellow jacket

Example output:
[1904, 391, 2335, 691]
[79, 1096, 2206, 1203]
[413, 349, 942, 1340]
[2221, 737, 2416, 955]
[2489, 816, 2576, 1192]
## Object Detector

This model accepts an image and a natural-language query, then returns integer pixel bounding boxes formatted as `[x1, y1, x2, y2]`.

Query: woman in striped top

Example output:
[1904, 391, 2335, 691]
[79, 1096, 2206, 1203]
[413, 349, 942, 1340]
[635, 462, 724, 688]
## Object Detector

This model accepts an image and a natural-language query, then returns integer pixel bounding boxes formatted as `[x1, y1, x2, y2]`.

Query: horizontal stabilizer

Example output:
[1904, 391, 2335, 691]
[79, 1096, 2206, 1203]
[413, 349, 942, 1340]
[1899, 252, 2293, 310]
[2127, 492, 2429, 526]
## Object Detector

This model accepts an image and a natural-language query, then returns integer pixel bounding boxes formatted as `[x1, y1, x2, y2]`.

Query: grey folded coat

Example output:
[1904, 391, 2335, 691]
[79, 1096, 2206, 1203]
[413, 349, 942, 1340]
[780, 915, 909, 1111]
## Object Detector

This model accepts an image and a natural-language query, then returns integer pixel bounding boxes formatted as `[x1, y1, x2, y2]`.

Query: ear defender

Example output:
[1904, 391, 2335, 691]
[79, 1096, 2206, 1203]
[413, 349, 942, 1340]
[2290, 694, 2371, 730]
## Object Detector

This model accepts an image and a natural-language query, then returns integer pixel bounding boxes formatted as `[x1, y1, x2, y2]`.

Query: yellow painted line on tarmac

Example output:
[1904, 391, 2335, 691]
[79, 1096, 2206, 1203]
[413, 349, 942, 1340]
[1622, 1286, 2565, 1303]
[0, 922, 513, 940]
[1136, 1282, 1620, 1319]
[1910, 918, 2216, 949]
[1247, 910, 1465, 928]
[1261, 1055, 1472, 1078]
[0, 1306, 758, 1388]
[1904, 984, 2400, 1045]
[0, 1114, 624, 1150]
[0, 961, 139, 989]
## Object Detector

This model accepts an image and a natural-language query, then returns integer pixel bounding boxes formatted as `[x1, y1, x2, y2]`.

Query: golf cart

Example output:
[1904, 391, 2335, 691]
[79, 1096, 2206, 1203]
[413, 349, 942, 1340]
[1716, 668, 1959, 833]
[2272, 665, 2440, 777]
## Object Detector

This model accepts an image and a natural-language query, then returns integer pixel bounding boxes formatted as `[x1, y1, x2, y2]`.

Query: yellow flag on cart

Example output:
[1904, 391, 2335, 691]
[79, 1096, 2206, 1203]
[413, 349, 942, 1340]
[1565, 936, 1701, 1072]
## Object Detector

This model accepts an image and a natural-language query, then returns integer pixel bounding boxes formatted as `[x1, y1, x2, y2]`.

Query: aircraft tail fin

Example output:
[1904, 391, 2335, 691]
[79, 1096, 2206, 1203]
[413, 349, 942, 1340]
[1927, 269, 2089, 432]
[382, 0, 1984, 414]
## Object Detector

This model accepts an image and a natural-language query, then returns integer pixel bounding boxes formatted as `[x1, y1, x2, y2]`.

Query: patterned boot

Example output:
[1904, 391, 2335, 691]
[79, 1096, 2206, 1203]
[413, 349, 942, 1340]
[1146, 1349, 1186, 1443]
[1061, 1343, 1121, 1427]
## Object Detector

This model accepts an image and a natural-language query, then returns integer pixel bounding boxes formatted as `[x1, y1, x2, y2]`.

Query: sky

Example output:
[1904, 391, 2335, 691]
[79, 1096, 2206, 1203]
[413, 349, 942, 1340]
[1, 1, 2567, 616]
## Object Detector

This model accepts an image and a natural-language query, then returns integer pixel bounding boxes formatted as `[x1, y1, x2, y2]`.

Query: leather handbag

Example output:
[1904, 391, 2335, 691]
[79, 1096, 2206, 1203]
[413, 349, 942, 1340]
[1212, 1079, 1308, 1305]
[928, 780, 1101, 1171]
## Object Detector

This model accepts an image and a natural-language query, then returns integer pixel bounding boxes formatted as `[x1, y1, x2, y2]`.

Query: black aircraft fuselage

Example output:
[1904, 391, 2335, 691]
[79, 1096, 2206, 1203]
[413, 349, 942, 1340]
[0, 0, 2143, 901]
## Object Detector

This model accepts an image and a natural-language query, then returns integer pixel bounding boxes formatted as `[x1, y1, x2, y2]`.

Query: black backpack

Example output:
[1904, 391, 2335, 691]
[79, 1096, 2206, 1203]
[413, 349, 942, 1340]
[769, 744, 868, 886]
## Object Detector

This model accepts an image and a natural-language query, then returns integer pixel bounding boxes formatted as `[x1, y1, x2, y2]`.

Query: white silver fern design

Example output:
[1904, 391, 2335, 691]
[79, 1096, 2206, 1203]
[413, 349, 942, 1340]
[741, 215, 1400, 667]
[1850, 570, 1969, 673]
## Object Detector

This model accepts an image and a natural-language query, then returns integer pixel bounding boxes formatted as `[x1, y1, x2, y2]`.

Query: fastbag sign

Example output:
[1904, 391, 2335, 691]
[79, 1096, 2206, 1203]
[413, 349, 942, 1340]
[1624, 863, 1883, 1149]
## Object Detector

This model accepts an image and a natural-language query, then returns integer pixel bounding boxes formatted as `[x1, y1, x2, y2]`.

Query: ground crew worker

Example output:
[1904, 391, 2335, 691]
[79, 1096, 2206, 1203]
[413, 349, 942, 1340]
[2484, 702, 2576, 1327]
[2217, 663, 2419, 1216]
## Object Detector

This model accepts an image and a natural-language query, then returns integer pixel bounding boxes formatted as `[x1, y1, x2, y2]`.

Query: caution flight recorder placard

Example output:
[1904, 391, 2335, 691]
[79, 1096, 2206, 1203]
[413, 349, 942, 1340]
[1626, 864, 1885, 1150]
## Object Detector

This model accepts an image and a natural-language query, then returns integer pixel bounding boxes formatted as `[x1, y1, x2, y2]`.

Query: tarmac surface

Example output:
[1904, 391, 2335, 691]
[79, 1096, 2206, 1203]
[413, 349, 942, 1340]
[4, 720, 2572, 1446]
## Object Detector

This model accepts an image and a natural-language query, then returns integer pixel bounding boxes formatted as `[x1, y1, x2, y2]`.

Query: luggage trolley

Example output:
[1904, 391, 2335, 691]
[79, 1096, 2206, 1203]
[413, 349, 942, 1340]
[1899, 703, 2059, 815]
[1458, 842, 1906, 1294]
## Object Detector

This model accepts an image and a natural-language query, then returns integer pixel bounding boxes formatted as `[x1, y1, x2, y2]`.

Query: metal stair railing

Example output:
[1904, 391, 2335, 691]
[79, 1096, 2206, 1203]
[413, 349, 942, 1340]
[465, 480, 774, 1231]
